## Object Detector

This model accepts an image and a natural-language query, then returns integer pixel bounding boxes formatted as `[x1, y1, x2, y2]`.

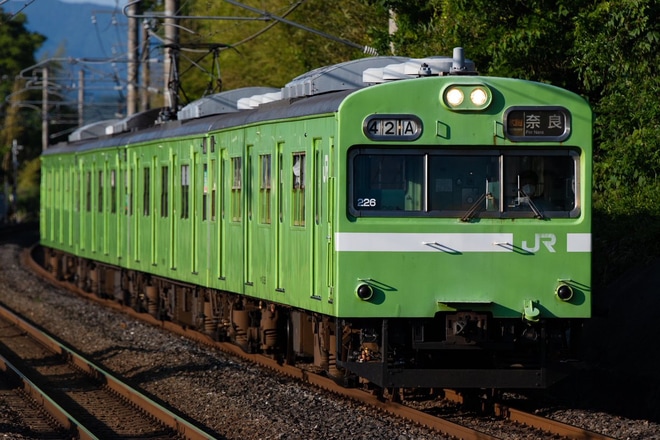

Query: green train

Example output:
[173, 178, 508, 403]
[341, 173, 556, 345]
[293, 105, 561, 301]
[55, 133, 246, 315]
[41, 48, 591, 389]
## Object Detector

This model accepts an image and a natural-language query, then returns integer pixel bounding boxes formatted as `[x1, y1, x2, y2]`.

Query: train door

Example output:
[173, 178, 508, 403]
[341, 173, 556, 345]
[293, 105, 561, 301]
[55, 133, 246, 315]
[244, 144, 254, 288]
[107, 158, 119, 262]
[326, 137, 335, 304]
[119, 148, 133, 265]
[275, 141, 285, 293]
[244, 126, 275, 299]
[135, 156, 154, 271]
[171, 145, 195, 276]
[311, 136, 325, 301]
[219, 130, 245, 294]
[71, 157, 82, 254]
[98, 156, 109, 258]
[79, 157, 91, 256]
[282, 121, 313, 302]
[54, 164, 62, 245]
[200, 137, 215, 287]
[214, 141, 226, 284]
[151, 147, 172, 272]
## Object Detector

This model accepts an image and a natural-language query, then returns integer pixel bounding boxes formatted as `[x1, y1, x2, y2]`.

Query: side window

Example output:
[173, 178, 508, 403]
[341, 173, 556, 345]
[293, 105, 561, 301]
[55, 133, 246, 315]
[110, 170, 117, 213]
[210, 159, 216, 221]
[74, 170, 80, 213]
[202, 163, 208, 221]
[98, 170, 103, 213]
[259, 154, 271, 224]
[161, 166, 169, 217]
[125, 169, 134, 216]
[292, 152, 305, 226]
[181, 164, 190, 219]
[231, 157, 242, 222]
[85, 171, 92, 212]
[143, 167, 150, 216]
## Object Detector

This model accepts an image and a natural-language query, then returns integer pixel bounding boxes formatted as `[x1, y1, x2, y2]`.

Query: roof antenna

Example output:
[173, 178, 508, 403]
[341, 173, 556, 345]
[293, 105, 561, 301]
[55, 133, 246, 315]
[451, 47, 465, 73]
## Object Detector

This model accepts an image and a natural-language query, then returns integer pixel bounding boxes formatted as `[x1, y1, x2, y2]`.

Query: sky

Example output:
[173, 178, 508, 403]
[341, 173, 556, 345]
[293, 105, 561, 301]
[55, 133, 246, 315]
[60, 0, 126, 5]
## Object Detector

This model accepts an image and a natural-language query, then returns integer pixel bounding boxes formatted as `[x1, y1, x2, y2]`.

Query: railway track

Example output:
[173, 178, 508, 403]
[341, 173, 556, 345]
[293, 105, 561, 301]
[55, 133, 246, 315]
[21, 242, 617, 440]
[0, 302, 213, 439]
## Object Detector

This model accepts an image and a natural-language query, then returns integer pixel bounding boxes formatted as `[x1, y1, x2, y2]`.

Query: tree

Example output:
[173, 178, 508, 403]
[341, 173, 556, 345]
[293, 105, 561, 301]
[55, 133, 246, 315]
[368, 0, 591, 90]
[0, 9, 46, 222]
[572, 0, 660, 278]
[166, 0, 388, 100]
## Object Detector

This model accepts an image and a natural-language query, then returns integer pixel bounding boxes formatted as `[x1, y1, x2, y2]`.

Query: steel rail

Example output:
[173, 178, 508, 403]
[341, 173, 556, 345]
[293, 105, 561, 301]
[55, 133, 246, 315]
[0, 301, 215, 440]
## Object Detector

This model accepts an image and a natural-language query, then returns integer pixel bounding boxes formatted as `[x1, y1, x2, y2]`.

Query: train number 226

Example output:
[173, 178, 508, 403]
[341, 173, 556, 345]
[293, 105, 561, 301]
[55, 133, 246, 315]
[356, 198, 377, 208]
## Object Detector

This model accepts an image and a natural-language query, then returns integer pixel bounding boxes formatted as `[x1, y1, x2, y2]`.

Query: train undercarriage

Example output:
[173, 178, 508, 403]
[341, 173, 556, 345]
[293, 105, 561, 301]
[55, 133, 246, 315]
[44, 247, 578, 390]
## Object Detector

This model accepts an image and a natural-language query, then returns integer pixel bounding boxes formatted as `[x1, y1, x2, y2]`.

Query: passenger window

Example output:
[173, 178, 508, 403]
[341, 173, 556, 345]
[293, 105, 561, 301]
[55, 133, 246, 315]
[292, 153, 305, 226]
[181, 164, 189, 219]
[161, 166, 169, 217]
[231, 157, 242, 222]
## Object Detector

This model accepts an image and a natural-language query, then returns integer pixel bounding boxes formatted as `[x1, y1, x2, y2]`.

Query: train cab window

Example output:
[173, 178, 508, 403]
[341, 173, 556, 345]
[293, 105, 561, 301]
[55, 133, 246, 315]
[502, 154, 576, 217]
[353, 154, 423, 212]
[428, 154, 500, 213]
[292, 152, 305, 226]
[349, 148, 578, 219]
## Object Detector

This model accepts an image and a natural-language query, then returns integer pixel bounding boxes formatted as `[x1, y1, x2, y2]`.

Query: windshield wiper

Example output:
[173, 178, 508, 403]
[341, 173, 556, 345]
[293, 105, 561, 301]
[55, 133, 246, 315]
[461, 192, 491, 222]
[517, 186, 545, 220]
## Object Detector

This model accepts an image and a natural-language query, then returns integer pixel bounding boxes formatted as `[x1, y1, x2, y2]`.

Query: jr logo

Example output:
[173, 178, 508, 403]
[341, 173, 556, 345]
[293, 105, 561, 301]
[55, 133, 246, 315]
[521, 233, 557, 253]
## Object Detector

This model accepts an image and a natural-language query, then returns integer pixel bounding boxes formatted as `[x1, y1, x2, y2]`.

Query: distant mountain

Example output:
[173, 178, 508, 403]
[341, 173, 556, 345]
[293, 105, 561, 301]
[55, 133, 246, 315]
[5, 1, 131, 122]
[14, 0, 126, 60]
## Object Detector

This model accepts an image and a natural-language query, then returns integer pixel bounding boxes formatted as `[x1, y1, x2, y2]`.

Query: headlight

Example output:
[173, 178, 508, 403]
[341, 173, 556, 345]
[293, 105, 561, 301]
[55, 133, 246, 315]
[442, 84, 492, 110]
[445, 88, 464, 106]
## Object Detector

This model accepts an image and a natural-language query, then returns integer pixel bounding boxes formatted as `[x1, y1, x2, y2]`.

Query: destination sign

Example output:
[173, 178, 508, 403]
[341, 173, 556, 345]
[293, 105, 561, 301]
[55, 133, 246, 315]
[364, 114, 423, 141]
[504, 107, 571, 142]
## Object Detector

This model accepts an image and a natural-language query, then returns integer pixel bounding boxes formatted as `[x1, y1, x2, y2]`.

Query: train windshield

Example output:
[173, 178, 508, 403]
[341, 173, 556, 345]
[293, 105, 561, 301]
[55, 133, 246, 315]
[349, 148, 579, 219]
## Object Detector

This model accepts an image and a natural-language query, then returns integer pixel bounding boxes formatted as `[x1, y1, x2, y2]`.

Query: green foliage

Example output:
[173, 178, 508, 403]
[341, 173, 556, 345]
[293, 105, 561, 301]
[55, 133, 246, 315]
[0, 11, 45, 99]
[366, 0, 590, 89]
[175, 0, 388, 98]
[15, 157, 40, 222]
[571, 0, 660, 282]
[0, 9, 45, 222]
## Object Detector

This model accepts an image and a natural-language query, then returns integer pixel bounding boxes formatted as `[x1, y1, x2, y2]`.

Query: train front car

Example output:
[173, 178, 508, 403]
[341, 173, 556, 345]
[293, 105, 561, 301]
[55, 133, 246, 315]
[333, 52, 592, 389]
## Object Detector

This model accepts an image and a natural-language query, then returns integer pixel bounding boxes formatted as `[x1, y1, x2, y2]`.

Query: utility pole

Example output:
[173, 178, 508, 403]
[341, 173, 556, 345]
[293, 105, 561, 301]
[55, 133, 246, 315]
[11, 139, 22, 219]
[389, 9, 397, 55]
[78, 69, 85, 127]
[140, 18, 150, 112]
[127, 1, 139, 115]
[163, 0, 179, 116]
[42, 67, 48, 151]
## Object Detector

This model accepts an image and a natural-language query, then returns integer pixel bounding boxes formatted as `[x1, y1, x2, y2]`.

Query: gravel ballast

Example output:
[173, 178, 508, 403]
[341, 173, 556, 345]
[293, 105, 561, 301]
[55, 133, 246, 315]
[1, 237, 659, 439]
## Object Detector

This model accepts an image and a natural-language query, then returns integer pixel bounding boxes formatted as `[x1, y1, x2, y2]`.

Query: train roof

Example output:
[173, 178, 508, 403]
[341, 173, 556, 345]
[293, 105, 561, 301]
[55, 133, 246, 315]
[48, 48, 475, 155]
[44, 89, 353, 155]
